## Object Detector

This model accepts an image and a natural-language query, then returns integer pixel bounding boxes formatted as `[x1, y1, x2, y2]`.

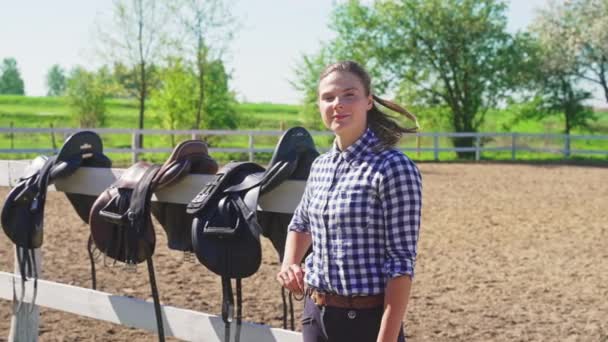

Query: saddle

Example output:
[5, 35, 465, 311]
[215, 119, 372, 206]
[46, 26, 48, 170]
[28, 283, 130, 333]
[88, 140, 217, 342]
[257, 127, 318, 330]
[258, 126, 319, 260]
[187, 161, 266, 342]
[1, 131, 111, 311]
[186, 127, 318, 338]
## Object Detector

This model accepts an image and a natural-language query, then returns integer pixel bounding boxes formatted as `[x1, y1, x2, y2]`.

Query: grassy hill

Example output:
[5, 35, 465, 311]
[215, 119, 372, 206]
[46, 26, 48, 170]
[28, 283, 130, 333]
[0, 95, 606, 164]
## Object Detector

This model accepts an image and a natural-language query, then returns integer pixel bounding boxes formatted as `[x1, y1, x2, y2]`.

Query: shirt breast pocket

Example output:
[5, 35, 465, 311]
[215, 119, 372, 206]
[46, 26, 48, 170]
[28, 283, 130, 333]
[334, 186, 377, 233]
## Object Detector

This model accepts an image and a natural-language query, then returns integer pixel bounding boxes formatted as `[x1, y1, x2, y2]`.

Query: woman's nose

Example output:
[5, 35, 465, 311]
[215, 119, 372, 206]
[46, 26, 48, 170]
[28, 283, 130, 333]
[332, 96, 344, 109]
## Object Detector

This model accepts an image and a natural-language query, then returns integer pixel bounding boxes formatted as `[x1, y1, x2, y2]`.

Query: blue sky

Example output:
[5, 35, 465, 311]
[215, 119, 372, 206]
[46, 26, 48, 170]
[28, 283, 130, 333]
[1, 0, 548, 104]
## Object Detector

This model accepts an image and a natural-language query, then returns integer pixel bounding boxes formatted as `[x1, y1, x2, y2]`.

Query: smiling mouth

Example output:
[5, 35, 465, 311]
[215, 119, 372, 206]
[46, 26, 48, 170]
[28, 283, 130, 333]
[333, 114, 349, 120]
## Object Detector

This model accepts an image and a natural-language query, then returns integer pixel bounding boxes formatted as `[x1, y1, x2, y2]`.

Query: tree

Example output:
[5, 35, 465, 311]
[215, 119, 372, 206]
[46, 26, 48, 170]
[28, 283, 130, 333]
[290, 48, 332, 130]
[171, 0, 237, 129]
[46, 64, 67, 96]
[0, 58, 25, 95]
[569, 0, 608, 103]
[202, 59, 238, 129]
[66, 67, 109, 128]
[150, 58, 197, 146]
[311, 0, 536, 157]
[99, 0, 170, 145]
[151, 57, 237, 144]
[528, 0, 597, 153]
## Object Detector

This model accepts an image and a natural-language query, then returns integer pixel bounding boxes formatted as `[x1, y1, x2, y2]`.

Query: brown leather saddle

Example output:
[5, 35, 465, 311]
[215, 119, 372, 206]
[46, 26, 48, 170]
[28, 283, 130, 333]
[88, 140, 217, 342]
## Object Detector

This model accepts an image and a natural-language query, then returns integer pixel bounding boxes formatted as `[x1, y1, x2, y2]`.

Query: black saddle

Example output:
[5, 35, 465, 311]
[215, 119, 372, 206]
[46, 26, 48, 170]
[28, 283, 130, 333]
[88, 139, 217, 342]
[1, 131, 111, 311]
[258, 126, 319, 260]
[187, 161, 266, 342]
[186, 126, 319, 337]
[257, 126, 319, 330]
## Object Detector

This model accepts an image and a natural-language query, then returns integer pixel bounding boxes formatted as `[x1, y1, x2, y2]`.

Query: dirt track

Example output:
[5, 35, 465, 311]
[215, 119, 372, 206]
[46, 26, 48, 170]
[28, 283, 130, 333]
[1, 163, 607, 341]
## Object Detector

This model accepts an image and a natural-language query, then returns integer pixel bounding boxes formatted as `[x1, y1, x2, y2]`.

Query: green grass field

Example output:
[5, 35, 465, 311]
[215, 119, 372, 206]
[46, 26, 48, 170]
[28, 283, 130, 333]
[0, 95, 606, 164]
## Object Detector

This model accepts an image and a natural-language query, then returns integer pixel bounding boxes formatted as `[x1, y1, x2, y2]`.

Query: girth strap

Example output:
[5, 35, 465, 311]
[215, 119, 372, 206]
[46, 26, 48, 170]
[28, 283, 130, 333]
[230, 188, 263, 237]
[147, 255, 165, 342]
[221, 276, 243, 342]
[127, 165, 161, 231]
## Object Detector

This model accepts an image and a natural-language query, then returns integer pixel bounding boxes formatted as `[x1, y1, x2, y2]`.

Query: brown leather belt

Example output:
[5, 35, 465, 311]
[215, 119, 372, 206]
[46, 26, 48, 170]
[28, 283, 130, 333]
[309, 290, 384, 309]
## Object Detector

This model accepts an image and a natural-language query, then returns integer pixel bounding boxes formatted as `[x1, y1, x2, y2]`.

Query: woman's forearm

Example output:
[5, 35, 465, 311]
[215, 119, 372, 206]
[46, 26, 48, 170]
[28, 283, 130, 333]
[377, 275, 412, 342]
[281, 230, 312, 268]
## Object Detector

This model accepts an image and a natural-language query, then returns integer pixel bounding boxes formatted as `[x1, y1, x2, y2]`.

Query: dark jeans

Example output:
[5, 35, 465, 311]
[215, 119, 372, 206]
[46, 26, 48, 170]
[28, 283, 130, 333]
[302, 296, 406, 342]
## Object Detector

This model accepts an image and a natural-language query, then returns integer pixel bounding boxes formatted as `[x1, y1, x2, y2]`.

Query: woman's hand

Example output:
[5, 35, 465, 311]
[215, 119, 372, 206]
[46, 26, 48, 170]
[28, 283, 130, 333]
[276, 263, 305, 295]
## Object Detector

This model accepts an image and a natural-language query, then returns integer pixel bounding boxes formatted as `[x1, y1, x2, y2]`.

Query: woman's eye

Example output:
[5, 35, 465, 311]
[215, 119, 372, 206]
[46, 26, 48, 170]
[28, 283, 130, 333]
[345, 93, 355, 97]
[323, 96, 334, 102]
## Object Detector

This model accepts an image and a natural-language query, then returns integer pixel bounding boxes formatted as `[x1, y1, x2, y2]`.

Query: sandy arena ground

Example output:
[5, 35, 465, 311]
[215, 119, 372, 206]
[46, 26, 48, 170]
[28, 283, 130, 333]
[0, 163, 607, 341]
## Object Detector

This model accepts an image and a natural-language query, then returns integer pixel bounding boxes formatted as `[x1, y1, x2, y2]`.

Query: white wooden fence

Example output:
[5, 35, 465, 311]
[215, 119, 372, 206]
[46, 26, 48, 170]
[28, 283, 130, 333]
[1, 127, 607, 162]
[0, 160, 304, 341]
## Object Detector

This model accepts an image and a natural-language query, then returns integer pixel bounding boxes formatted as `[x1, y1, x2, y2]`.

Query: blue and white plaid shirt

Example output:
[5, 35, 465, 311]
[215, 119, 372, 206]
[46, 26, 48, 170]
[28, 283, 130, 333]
[288, 128, 422, 296]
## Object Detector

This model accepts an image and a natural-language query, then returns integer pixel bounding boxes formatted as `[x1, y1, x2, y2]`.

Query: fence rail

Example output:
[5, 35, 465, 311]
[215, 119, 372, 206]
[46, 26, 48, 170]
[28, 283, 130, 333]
[0, 160, 303, 341]
[1, 127, 607, 162]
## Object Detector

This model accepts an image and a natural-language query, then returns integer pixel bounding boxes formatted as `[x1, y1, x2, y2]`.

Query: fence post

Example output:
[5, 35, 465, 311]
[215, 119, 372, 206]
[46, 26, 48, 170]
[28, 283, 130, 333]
[511, 133, 517, 161]
[416, 134, 421, 159]
[50, 123, 57, 151]
[564, 134, 571, 158]
[248, 133, 254, 162]
[9, 121, 14, 149]
[475, 135, 481, 161]
[8, 247, 41, 342]
[433, 135, 439, 161]
[132, 132, 140, 163]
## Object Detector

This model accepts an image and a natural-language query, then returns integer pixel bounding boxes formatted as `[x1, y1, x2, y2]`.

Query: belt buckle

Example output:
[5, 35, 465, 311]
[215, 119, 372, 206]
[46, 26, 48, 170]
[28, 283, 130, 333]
[311, 289, 325, 307]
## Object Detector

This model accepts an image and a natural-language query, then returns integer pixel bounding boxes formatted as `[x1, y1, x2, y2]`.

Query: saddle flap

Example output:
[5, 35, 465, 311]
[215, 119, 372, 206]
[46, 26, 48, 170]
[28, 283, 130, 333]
[89, 163, 158, 264]
[190, 161, 266, 278]
[1, 155, 57, 249]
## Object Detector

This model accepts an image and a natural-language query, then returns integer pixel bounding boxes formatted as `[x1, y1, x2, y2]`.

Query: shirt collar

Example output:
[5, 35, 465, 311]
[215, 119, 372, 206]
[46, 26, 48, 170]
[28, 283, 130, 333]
[330, 128, 379, 162]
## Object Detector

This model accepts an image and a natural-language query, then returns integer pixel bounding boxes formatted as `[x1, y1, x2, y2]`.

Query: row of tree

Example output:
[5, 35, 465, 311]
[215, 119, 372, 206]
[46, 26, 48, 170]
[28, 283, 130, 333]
[292, 0, 607, 155]
[3, 0, 238, 147]
[3, 0, 607, 154]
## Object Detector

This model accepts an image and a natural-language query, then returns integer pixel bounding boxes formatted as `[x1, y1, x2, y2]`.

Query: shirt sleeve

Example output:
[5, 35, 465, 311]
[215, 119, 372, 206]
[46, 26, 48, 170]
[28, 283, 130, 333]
[379, 153, 422, 279]
[287, 167, 315, 234]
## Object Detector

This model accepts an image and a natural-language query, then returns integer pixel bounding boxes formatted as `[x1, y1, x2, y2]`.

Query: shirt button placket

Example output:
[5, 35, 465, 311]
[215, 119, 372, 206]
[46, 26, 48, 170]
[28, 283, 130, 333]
[322, 155, 340, 291]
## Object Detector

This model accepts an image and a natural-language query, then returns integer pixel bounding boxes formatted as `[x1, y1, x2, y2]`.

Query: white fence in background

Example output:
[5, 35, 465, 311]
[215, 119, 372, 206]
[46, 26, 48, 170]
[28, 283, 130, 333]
[1, 127, 607, 162]
[0, 160, 303, 342]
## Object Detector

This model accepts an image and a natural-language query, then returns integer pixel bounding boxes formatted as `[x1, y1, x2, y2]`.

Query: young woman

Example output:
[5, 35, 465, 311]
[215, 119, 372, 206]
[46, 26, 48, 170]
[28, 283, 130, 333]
[276, 61, 422, 342]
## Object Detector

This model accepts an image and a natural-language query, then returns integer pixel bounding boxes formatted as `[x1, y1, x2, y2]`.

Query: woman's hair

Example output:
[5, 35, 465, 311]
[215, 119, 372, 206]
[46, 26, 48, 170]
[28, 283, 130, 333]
[319, 60, 419, 150]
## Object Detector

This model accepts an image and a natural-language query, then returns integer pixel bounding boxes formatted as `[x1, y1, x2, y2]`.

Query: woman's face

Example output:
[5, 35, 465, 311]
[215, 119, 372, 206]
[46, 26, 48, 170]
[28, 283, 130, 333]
[318, 70, 372, 139]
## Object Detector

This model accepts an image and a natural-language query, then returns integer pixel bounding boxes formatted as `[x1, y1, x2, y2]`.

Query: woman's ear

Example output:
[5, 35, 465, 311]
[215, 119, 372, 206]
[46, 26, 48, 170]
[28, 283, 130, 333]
[367, 95, 373, 110]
